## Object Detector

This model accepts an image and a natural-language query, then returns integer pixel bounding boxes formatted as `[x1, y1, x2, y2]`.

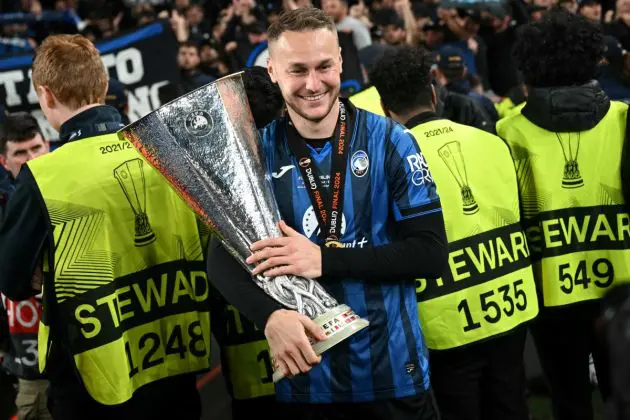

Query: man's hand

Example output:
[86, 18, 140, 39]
[246, 220, 322, 279]
[264, 309, 327, 377]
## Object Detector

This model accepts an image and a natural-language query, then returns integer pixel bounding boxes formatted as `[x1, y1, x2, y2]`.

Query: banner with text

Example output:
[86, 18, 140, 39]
[0, 19, 179, 142]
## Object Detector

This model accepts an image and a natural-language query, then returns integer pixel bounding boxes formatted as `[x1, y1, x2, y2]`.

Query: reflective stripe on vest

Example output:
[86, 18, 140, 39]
[409, 119, 538, 350]
[28, 133, 210, 405]
[497, 100, 630, 307]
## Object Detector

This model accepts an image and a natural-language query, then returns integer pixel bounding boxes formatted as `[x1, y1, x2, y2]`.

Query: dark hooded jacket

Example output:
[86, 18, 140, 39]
[435, 83, 495, 134]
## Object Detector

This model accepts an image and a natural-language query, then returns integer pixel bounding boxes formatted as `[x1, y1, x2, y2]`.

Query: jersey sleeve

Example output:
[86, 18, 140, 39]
[385, 122, 442, 221]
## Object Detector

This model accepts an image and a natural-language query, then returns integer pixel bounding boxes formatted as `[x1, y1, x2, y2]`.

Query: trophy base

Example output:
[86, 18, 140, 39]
[272, 304, 369, 383]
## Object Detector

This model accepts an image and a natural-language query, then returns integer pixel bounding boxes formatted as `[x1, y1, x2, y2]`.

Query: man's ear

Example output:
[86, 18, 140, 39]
[0, 154, 8, 172]
[37, 85, 56, 109]
[431, 84, 438, 107]
[267, 57, 278, 84]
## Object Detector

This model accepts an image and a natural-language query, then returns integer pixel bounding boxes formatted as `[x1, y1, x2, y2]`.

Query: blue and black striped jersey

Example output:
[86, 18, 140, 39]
[260, 103, 442, 404]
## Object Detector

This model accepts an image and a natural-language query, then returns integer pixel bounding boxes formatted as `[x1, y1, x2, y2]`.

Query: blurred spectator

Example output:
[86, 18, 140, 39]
[322, 0, 373, 50]
[605, 0, 630, 50]
[434, 46, 499, 122]
[597, 35, 630, 101]
[199, 39, 230, 79]
[105, 78, 131, 125]
[578, 0, 603, 22]
[177, 40, 216, 93]
[186, 3, 212, 43]
[478, 3, 522, 97]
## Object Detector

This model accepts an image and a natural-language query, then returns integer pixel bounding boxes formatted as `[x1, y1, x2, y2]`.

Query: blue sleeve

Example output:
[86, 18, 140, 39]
[385, 123, 441, 221]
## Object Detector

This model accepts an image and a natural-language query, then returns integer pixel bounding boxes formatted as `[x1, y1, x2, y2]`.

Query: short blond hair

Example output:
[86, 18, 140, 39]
[32, 34, 108, 110]
[268, 7, 337, 44]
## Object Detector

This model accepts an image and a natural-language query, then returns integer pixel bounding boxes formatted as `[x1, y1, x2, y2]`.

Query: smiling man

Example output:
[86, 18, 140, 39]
[206, 7, 447, 420]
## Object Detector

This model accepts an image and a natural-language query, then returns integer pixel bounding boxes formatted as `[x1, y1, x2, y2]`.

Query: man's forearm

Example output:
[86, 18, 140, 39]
[321, 211, 448, 282]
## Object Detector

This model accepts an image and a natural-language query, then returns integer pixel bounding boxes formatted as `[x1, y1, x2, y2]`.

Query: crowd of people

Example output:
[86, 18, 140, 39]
[2, 1, 630, 420]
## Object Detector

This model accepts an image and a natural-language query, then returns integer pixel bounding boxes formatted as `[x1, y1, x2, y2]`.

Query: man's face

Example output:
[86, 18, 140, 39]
[322, 0, 346, 22]
[1, 134, 49, 178]
[186, 6, 204, 26]
[268, 29, 342, 124]
[383, 25, 406, 45]
[178, 46, 200, 71]
[580, 3, 601, 22]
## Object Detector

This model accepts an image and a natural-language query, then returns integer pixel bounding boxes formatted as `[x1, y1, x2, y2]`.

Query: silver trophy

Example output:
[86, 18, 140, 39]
[117, 73, 369, 382]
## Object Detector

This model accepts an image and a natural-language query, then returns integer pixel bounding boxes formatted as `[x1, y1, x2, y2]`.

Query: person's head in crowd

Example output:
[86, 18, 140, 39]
[0, 113, 49, 178]
[534, 0, 556, 8]
[617, 0, 630, 25]
[374, 8, 406, 45]
[482, 3, 513, 33]
[175, 0, 190, 11]
[422, 18, 446, 48]
[245, 21, 268, 45]
[186, 4, 205, 27]
[243, 66, 285, 128]
[558, 0, 579, 14]
[321, 0, 349, 23]
[577, 0, 601, 22]
[267, 8, 342, 125]
[81, 24, 104, 43]
[55, 0, 77, 11]
[527, 4, 549, 21]
[434, 46, 467, 85]
[178, 41, 202, 73]
[369, 45, 436, 124]
[513, 9, 605, 88]
[32, 34, 109, 132]
[200, 40, 220, 64]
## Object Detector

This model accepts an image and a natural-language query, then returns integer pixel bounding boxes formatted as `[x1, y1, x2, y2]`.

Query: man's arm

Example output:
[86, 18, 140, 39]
[321, 211, 447, 281]
[0, 166, 49, 301]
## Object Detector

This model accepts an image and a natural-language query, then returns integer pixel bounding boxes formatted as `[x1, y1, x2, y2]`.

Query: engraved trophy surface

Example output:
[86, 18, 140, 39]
[117, 73, 369, 382]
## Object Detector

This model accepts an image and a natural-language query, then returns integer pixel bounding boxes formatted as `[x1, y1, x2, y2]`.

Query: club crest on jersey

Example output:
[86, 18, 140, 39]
[351, 150, 369, 177]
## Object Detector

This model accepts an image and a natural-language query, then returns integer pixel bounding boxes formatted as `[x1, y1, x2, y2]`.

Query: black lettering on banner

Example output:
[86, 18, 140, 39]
[523, 205, 630, 261]
[557, 258, 614, 295]
[417, 223, 531, 302]
[457, 279, 528, 332]
[125, 319, 208, 378]
[60, 260, 208, 354]
[256, 349, 274, 384]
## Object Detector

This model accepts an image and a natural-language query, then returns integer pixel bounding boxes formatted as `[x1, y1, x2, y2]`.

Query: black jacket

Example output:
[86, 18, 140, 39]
[435, 83, 495, 134]
[522, 80, 611, 132]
